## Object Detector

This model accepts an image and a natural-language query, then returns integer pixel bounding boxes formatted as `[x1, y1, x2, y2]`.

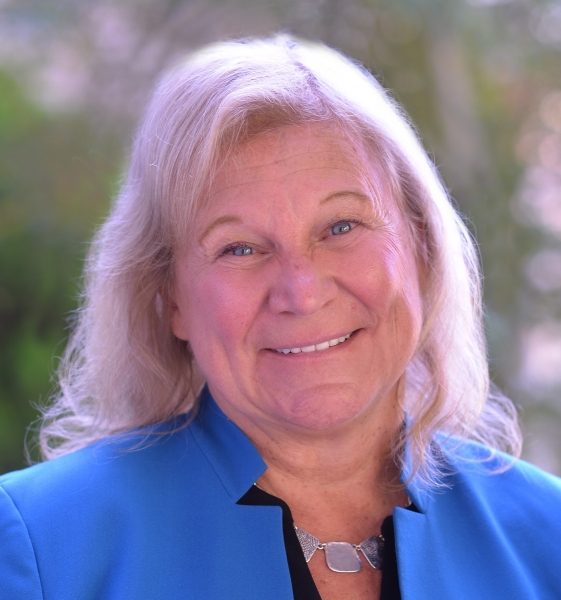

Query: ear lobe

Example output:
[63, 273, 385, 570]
[168, 292, 190, 341]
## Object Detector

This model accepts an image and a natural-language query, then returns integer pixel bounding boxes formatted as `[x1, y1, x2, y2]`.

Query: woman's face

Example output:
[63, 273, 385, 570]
[171, 123, 423, 437]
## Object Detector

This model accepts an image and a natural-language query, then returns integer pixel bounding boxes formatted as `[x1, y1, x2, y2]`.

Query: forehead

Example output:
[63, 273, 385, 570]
[229, 123, 357, 166]
[210, 123, 380, 196]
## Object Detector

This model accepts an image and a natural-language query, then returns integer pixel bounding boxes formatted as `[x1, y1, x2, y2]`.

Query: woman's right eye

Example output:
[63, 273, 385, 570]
[221, 243, 254, 257]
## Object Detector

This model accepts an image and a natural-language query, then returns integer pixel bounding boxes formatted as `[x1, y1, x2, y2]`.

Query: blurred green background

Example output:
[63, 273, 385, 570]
[1, 0, 560, 474]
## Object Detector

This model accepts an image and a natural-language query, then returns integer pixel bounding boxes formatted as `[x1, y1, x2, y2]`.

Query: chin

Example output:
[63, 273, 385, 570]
[271, 384, 379, 433]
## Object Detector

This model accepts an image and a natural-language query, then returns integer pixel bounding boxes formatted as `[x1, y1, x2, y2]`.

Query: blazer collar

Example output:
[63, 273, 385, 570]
[189, 388, 435, 511]
[189, 386, 267, 501]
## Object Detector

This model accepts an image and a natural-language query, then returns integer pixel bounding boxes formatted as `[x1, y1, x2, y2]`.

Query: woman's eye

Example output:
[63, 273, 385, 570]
[330, 220, 356, 236]
[222, 244, 254, 257]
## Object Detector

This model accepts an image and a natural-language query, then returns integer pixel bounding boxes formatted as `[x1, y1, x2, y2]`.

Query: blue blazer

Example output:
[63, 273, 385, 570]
[1, 389, 560, 599]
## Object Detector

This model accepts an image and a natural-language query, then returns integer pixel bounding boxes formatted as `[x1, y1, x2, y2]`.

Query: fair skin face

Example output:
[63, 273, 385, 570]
[171, 123, 423, 599]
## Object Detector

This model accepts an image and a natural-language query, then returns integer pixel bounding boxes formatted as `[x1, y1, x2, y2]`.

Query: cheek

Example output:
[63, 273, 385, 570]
[355, 241, 422, 333]
[189, 273, 259, 346]
[384, 258, 423, 348]
[352, 245, 404, 311]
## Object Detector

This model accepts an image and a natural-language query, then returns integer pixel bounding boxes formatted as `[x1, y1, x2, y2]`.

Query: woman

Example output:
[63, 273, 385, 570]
[1, 35, 560, 600]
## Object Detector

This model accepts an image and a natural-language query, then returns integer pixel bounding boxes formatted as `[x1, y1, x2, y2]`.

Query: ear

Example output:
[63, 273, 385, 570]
[167, 287, 190, 342]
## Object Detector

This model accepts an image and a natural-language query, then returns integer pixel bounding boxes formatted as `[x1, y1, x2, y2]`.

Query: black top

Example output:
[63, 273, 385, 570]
[239, 485, 403, 600]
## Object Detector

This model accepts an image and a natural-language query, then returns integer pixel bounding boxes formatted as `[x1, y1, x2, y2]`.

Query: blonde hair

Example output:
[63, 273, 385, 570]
[40, 35, 521, 485]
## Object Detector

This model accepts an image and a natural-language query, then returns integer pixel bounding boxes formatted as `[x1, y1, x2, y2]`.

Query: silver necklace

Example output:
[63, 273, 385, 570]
[294, 526, 384, 573]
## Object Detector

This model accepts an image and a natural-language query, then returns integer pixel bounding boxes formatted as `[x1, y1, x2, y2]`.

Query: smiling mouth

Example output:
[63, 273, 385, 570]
[274, 332, 354, 355]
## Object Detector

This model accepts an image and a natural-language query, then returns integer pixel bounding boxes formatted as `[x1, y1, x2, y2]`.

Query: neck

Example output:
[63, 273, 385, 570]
[243, 396, 407, 538]
[257, 414, 402, 493]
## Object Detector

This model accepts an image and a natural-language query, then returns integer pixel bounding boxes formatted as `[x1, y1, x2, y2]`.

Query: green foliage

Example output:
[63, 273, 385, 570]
[0, 69, 120, 470]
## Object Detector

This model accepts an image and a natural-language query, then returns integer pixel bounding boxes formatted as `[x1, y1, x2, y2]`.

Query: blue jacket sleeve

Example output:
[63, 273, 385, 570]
[0, 484, 44, 599]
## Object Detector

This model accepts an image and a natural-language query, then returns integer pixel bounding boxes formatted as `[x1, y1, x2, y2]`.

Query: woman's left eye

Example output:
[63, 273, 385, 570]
[330, 220, 357, 236]
[221, 243, 254, 257]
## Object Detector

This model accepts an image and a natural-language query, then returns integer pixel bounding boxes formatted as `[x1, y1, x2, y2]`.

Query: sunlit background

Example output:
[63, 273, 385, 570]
[1, 0, 560, 474]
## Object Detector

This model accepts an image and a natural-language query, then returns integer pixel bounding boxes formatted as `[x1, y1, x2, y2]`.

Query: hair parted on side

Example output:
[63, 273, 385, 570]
[39, 34, 521, 487]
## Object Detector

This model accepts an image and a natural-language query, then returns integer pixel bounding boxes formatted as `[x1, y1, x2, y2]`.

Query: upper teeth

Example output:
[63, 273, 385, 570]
[275, 333, 352, 355]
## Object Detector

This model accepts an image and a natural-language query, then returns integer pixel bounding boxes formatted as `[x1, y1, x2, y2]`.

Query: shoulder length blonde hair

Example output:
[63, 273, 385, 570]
[40, 34, 521, 486]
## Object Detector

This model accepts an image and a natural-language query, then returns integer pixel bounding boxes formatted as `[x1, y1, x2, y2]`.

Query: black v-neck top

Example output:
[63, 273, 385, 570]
[238, 485, 404, 600]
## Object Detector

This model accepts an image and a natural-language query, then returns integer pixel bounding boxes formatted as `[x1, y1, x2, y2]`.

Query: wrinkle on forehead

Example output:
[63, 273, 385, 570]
[207, 122, 393, 217]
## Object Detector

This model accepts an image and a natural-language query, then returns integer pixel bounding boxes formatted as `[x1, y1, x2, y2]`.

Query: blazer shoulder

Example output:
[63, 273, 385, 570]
[0, 485, 44, 599]
[440, 442, 561, 534]
[0, 415, 199, 516]
[402, 445, 561, 599]
[449, 441, 561, 497]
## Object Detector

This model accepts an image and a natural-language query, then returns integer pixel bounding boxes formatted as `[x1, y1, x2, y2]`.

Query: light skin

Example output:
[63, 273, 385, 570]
[171, 123, 423, 599]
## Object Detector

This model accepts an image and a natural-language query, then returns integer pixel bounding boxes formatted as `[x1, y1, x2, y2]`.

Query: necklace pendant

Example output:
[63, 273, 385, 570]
[294, 524, 384, 573]
[294, 527, 320, 562]
[324, 542, 362, 573]
[359, 535, 384, 570]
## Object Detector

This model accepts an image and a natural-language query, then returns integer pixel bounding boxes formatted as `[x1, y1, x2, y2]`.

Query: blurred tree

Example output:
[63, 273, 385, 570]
[0, 69, 121, 470]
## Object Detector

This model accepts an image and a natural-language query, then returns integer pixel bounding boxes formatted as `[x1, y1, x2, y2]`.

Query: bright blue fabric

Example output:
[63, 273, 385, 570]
[1, 389, 560, 599]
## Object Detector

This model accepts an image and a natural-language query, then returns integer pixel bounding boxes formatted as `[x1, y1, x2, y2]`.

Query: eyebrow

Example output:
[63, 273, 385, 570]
[198, 215, 243, 244]
[198, 189, 373, 244]
[320, 190, 372, 205]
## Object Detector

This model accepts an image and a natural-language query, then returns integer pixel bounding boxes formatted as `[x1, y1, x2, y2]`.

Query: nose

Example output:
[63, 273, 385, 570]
[268, 253, 337, 315]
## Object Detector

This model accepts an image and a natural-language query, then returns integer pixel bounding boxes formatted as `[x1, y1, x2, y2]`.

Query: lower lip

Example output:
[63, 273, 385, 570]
[267, 330, 360, 358]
